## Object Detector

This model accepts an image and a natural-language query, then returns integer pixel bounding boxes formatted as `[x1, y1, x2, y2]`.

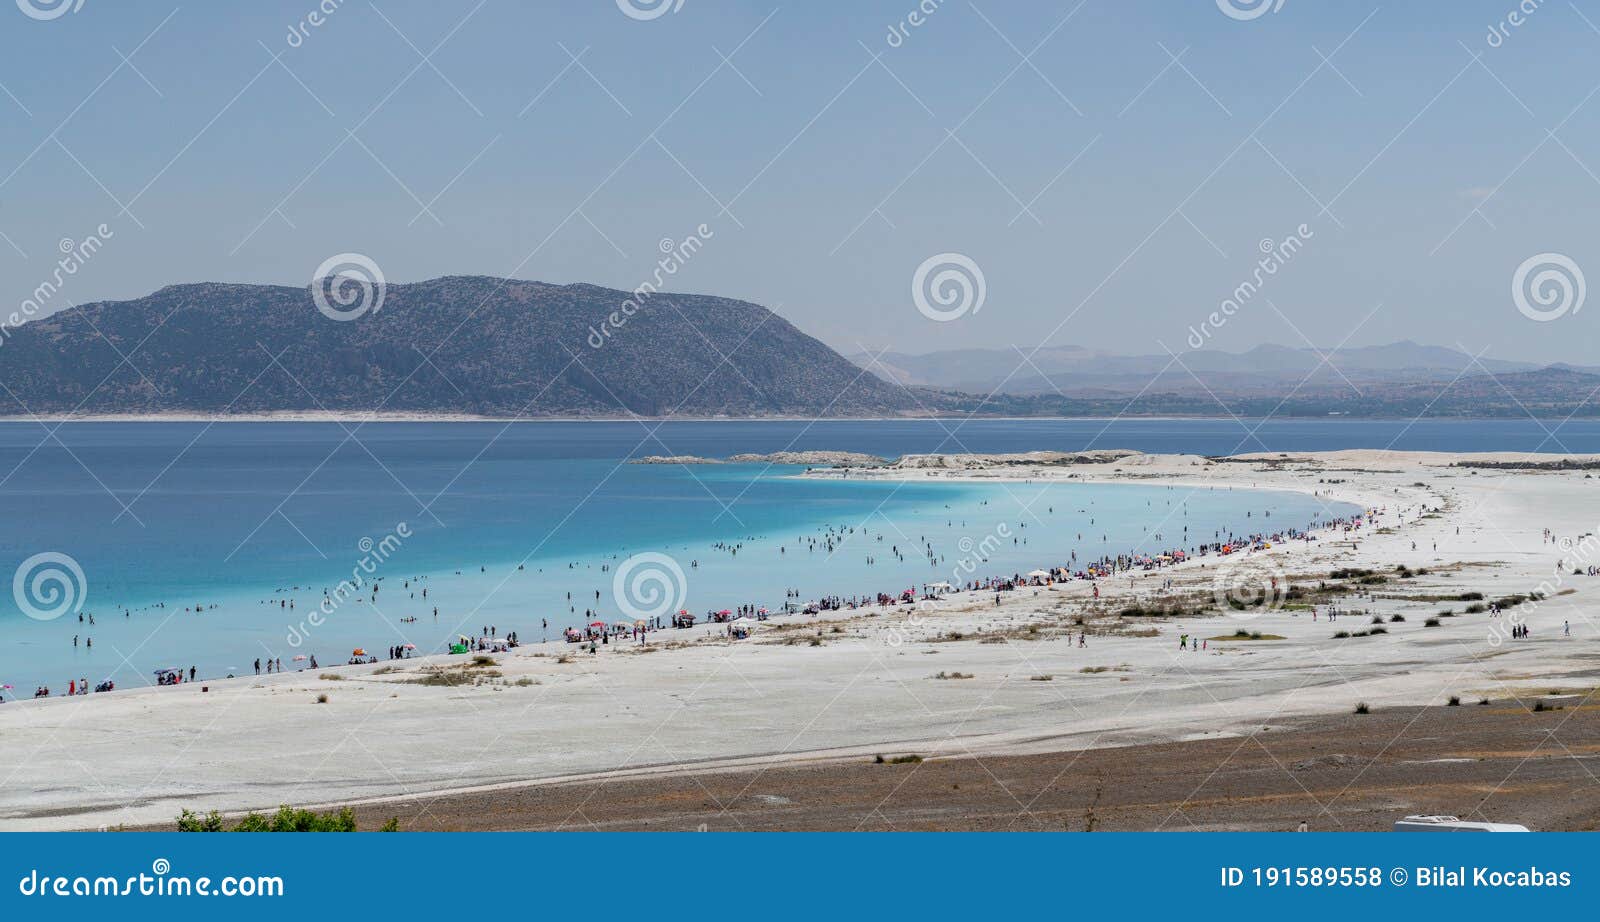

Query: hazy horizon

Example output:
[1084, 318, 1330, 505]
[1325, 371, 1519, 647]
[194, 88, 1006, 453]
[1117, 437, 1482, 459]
[3, 1, 1598, 368]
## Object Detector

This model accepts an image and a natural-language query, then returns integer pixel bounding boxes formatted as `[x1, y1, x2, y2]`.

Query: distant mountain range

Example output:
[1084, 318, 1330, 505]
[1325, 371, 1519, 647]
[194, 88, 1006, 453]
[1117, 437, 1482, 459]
[1, 278, 1596, 419]
[846, 342, 1591, 396]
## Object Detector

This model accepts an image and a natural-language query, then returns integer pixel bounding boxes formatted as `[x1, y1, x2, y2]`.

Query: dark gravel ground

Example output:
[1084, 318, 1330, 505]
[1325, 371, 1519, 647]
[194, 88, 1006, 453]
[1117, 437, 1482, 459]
[330, 698, 1600, 832]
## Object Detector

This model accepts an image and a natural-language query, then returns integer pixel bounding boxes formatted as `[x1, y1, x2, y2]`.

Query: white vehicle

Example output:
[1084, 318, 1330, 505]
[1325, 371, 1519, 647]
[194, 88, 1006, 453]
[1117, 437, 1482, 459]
[1393, 815, 1529, 832]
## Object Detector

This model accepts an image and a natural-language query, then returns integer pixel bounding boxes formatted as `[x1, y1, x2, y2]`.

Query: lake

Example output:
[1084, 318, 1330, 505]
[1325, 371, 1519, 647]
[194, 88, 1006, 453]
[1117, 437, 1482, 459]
[0, 416, 1571, 695]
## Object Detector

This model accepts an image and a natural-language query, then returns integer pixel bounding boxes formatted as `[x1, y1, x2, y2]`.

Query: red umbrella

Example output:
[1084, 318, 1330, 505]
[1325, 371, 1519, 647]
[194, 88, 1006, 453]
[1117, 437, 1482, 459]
[402, 643, 416, 650]
[589, 621, 605, 628]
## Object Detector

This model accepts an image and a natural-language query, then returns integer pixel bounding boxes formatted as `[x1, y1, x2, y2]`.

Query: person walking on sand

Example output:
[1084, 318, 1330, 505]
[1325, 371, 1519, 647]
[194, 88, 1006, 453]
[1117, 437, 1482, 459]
[1565, 620, 1570, 637]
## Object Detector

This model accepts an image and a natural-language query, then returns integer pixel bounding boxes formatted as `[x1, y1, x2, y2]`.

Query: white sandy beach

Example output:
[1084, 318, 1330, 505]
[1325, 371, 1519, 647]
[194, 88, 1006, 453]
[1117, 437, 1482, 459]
[1, 449, 1595, 830]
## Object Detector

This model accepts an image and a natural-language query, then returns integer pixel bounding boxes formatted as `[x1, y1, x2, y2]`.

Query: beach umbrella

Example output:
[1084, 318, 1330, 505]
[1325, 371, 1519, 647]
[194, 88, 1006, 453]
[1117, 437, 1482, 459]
[402, 643, 416, 650]
[352, 648, 366, 656]
[589, 621, 605, 628]
[292, 655, 307, 661]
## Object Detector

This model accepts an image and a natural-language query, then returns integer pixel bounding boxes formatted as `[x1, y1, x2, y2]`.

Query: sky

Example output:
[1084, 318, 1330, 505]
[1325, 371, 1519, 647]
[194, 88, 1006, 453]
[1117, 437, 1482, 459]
[1, 0, 1598, 363]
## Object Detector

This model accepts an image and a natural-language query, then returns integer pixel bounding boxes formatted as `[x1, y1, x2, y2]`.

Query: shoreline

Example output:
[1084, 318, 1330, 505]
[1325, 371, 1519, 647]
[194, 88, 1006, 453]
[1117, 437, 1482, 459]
[4, 449, 1596, 830]
[2, 414, 1598, 424]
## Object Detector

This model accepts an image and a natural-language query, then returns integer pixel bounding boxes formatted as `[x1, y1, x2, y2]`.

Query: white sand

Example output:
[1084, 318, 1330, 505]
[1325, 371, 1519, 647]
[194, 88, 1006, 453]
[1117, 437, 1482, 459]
[3, 450, 1595, 830]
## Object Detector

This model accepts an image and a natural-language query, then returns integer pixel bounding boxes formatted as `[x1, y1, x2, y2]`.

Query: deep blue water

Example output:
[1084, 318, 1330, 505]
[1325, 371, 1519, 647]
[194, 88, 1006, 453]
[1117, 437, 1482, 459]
[0, 417, 1568, 696]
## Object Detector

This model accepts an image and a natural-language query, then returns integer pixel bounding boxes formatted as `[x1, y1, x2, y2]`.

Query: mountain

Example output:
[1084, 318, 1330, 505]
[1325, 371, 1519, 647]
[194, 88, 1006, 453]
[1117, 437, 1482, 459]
[3, 280, 1596, 420]
[847, 341, 1571, 396]
[0, 277, 923, 418]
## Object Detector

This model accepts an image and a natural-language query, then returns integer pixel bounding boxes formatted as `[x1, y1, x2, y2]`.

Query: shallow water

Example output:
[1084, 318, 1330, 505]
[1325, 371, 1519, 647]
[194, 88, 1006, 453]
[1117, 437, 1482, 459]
[1, 416, 1510, 695]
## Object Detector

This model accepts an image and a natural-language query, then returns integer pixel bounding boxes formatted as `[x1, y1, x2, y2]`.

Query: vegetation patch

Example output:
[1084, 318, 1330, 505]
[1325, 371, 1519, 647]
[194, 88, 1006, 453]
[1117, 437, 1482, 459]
[1210, 629, 1283, 641]
[178, 805, 396, 832]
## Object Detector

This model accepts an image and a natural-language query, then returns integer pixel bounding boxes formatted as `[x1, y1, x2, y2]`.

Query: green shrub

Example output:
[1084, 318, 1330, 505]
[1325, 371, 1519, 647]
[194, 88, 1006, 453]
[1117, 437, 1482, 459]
[177, 805, 385, 832]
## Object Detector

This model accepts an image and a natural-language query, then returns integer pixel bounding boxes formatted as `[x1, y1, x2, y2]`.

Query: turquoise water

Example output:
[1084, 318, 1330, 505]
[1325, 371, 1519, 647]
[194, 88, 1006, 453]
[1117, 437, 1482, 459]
[0, 416, 1533, 695]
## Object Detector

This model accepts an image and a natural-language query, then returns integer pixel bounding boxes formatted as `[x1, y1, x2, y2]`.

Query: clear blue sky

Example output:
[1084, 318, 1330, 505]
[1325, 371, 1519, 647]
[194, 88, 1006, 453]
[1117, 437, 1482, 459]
[1, 0, 1597, 363]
